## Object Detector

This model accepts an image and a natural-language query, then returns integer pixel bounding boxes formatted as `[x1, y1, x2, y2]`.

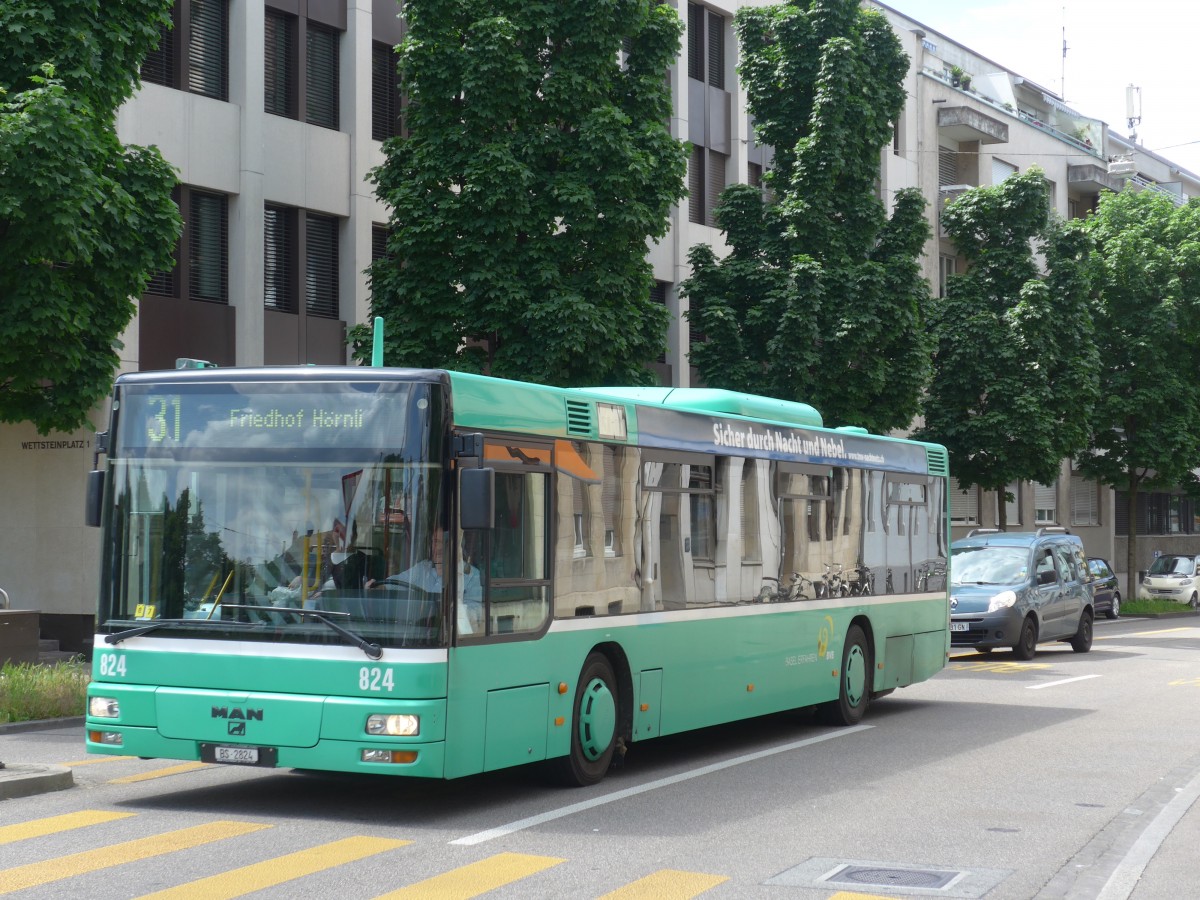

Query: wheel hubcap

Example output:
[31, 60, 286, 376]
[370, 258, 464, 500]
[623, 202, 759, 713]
[845, 644, 867, 708]
[578, 677, 616, 760]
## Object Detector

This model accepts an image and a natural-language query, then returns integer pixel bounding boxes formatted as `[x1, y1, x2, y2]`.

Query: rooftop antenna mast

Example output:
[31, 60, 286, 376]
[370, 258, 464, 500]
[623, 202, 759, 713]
[1126, 84, 1142, 144]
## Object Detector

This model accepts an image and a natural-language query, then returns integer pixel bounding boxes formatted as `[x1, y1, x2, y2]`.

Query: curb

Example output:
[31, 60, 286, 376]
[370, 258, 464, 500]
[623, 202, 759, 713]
[0, 763, 74, 800]
[0, 716, 84, 735]
[1127, 609, 1200, 619]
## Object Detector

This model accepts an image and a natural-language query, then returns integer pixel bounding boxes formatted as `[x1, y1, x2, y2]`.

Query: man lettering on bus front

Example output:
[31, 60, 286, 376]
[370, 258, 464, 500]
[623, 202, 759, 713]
[369, 530, 483, 634]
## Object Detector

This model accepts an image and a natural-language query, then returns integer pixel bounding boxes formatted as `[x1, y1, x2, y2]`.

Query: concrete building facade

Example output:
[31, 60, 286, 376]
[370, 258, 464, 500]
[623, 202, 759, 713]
[2, 0, 1196, 652]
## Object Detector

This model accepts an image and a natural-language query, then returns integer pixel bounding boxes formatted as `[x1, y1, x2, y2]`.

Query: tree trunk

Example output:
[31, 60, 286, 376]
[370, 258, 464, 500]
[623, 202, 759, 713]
[996, 488, 1008, 531]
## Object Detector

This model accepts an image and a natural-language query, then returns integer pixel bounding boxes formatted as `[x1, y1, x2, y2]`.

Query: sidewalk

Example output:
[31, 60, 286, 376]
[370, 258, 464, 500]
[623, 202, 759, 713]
[0, 717, 82, 800]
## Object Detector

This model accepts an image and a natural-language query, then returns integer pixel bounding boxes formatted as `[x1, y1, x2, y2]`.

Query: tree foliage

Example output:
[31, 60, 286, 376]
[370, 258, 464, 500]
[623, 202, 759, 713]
[681, 0, 931, 433]
[917, 168, 1099, 525]
[1073, 190, 1200, 578]
[0, 1, 182, 434]
[358, 0, 688, 386]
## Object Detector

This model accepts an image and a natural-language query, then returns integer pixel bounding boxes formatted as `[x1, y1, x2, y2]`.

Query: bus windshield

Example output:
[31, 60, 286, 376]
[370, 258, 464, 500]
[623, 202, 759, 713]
[98, 378, 449, 649]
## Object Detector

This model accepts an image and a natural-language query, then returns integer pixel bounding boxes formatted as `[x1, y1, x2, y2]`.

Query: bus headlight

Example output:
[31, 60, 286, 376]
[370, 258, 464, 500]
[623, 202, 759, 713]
[89, 696, 120, 718]
[987, 590, 1018, 612]
[366, 714, 420, 736]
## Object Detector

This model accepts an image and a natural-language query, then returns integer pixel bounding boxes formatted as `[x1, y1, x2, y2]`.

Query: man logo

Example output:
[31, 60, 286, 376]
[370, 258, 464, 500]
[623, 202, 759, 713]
[228, 721, 246, 736]
[211, 706, 264, 721]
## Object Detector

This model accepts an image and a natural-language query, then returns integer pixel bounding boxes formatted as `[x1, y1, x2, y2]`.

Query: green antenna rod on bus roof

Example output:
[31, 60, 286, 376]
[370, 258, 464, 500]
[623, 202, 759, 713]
[371, 316, 384, 367]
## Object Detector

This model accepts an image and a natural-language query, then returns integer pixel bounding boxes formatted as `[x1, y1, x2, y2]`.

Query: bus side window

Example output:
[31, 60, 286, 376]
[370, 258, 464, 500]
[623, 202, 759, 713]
[490, 470, 550, 634]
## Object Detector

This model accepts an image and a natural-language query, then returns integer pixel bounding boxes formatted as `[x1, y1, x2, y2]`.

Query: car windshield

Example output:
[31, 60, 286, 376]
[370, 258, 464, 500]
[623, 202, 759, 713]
[950, 545, 1030, 585]
[1148, 555, 1194, 576]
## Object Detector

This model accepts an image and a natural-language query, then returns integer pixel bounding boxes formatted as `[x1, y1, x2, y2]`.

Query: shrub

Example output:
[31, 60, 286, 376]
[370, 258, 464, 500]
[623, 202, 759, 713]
[0, 659, 90, 724]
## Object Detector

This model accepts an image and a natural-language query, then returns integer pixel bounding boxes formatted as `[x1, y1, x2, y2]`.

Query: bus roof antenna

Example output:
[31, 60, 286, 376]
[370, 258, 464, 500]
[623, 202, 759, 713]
[371, 316, 384, 367]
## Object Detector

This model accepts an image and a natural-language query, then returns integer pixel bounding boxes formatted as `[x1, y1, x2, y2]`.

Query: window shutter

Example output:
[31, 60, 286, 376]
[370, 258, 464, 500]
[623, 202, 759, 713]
[372, 42, 399, 141]
[1070, 475, 1098, 526]
[306, 25, 340, 129]
[141, 21, 174, 87]
[305, 213, 339, 318]
[688, 146, 705, 225]
[938, 147, 958, 186]
[992, 157, 1018, 184]
[687, 4, 704, 81]
[265, 11, 296, 117]
[706, 11, 724, 89]
[1005, 480, 1021, 525]
[189, 192, 227, 303]
[187, 0, 227, 100]
[264, 204, 295, 312]
[1034, 481, 1057, 524]
[949, 478, 978, 524]
[706, 150, 727, 227]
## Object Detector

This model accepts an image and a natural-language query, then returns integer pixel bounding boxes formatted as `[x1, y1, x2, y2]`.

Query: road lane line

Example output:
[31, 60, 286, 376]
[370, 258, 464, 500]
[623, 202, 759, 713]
[109, 762, 212, 783]
[597, 869, 728, 899]
[134, 836, 410, 899]
[450, 726, 871, 846]
[1027, 674, 1102, 690]
[0, 821, 269, 894]
[1096, 765, 1200, 900]
[0, 811, 134, 845]
[374, 852, 564, 899]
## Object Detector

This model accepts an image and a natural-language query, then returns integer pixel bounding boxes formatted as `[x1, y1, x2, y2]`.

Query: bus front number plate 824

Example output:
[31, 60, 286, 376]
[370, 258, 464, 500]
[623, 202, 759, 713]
[200, 743, 278, 766]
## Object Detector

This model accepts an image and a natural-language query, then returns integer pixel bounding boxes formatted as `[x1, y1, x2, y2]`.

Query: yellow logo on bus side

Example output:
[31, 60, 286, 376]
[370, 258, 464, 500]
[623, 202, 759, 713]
[817, 615, 835, 659]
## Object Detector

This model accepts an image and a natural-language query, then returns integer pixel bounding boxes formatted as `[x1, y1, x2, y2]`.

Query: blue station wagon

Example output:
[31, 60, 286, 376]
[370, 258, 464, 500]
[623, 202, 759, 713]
[949, 528, 1094, 659]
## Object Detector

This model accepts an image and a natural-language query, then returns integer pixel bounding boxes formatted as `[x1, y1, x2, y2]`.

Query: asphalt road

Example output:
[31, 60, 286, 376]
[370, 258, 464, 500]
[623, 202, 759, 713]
[1, 615, 1198, 899]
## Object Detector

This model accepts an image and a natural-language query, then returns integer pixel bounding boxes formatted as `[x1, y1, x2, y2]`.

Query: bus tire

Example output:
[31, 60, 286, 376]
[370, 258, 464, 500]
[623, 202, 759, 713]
[819, 624, 871, 726]
[553, 652, 619, 787]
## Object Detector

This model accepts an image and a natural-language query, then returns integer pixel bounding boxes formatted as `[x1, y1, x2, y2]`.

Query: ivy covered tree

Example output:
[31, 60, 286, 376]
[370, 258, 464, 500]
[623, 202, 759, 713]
[917, 168, 1099, 528]
[1073, 190, 1200, 584]
[682, 0, 931, 433]
[0, 1, 182, 434]
[358, 0, 688, 386]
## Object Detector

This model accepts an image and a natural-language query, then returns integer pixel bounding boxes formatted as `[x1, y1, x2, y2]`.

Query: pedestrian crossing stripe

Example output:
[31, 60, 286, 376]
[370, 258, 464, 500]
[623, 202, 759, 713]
[0, 810, 134, 846]
[373, 852, 565, 899]
[0, 821, 269, 895]
[598, 869, 729, 898]
[134, 836, 411, 900]
[109, 761, 212, 784]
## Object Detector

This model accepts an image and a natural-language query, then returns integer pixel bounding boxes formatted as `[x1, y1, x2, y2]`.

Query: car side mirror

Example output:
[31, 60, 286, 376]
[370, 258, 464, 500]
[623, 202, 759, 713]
[1037, 570, 1056, 586]
[459, 467, 494, 530]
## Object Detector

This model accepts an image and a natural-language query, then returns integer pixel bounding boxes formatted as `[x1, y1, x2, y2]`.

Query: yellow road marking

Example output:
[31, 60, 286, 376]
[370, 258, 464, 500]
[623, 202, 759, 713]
[109, 762, 211, 783]
[1168, 678, 1200, 687]
[0, 811, 134, 846]
[62, 756, 135, 766]
[597, 869, 728, 899]
[0, 821, 268, 894]
[828, 893, 901, 900]
[948, 661, 1049, 674]
[375, 852, 565, 899]
[135, 836, 411, 899]
[1128, 627, 1193, 636]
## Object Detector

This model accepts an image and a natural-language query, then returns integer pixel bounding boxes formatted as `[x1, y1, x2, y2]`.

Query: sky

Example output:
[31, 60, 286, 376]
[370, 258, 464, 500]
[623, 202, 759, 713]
[883, 0, 1200, 177]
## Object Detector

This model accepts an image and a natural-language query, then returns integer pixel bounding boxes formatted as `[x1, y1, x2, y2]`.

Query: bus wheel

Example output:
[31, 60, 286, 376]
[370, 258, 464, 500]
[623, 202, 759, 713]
[820, 624, 871, 726]
[554, 653, 619, 787]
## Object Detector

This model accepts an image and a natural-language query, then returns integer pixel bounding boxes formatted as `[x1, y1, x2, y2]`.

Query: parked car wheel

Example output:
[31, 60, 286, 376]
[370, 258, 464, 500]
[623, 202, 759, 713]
[1106, 591, 1120, 620]
[1012, 617, 1038, 660]
[1070, 610, 1093, 653]
[1191, 592, 1199, 609]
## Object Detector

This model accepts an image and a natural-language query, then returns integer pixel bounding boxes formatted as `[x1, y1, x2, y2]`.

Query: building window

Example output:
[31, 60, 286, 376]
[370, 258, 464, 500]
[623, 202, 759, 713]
[938, 255, 956, 298]
[264, 6, 343, 129]
[938, 147, 958, 186]
[1034, 481, 1057, 525]
[1005, 481, 1021, 526]
[306, 25, 339, 129]
[141, 0, 228, 101]
[1070, 474, 1098, 526]
[688, 145, 705, 225]
[189, 191, 228, 303]
[741, 462, 760, 562]
[687, 4, 724, 89]
[264, 204, 297, 312]
[992, 158, 1018, 184]
[950, 478, 978, 526]
[305, 213, 339, 319]
[372, 41, 402, 141]
[265, 10, 297, 118]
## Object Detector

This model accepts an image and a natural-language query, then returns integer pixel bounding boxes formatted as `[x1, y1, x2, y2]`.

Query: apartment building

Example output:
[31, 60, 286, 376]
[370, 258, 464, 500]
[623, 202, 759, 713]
[2, 0, 1195, 650]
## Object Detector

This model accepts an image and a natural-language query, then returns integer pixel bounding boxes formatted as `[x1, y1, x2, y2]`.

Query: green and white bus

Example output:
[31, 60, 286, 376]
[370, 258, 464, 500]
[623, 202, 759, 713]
[86, 366, 950, 785]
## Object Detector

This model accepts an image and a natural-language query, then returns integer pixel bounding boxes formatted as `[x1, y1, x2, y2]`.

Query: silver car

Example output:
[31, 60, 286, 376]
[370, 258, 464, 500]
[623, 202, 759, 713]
[1137, 554, 1200, 606]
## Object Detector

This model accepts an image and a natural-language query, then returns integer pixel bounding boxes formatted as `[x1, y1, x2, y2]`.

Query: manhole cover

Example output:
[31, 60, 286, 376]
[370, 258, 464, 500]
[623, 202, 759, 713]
[826, 865, 963, 890]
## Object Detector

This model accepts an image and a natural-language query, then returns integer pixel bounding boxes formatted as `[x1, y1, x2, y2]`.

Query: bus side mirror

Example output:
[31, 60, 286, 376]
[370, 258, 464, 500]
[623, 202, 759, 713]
[85, 469, 104, 527]
[460, 467, 494, 530]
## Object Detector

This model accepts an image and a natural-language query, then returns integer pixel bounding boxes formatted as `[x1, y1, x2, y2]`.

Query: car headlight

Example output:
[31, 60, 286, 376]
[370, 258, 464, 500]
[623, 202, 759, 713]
[366, 714, 420, 736]
[987, 590, 1018, 612]
[1180, 579, 1193, 587]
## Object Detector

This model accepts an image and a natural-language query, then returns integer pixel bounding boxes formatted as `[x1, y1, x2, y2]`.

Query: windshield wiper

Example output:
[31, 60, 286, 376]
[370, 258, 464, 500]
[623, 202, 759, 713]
[221, 604, 383, 660]
[105, 618, 255, 645]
